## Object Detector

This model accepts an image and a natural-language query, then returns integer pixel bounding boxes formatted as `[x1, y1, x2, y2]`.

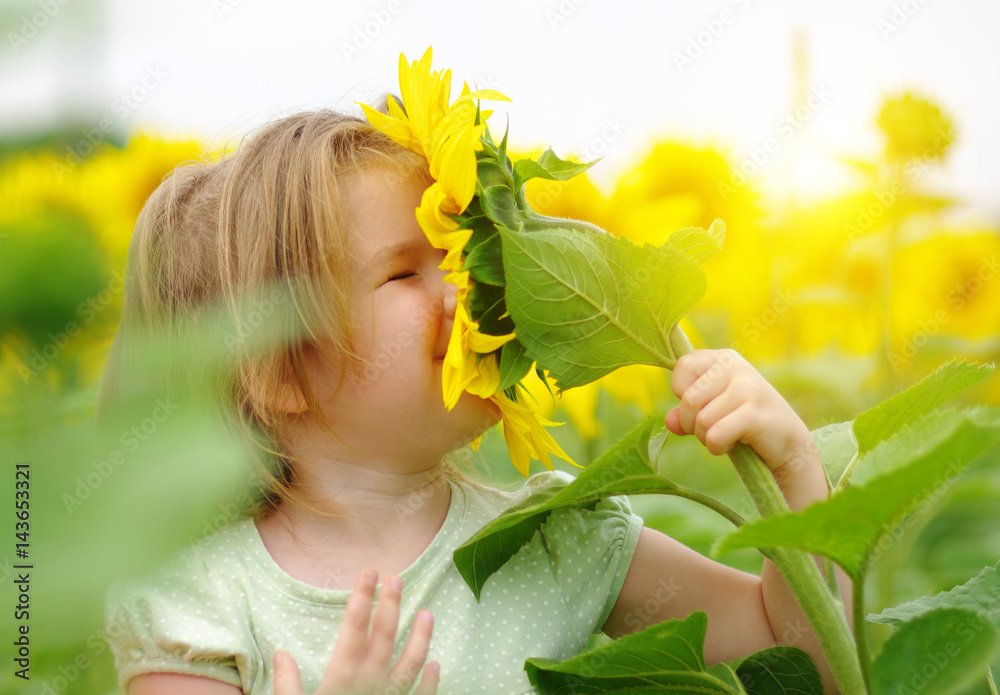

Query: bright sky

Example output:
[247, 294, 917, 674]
[3, 0, 999, 222]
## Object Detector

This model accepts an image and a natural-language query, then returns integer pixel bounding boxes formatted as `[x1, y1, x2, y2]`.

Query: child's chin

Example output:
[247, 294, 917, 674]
[453, 392, 502, 431]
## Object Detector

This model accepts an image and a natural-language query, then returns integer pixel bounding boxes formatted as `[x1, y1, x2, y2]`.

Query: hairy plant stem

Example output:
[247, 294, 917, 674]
[671, 328, 867, 694]
[669, 484, 748, 529]
[854, 569, 873, 691]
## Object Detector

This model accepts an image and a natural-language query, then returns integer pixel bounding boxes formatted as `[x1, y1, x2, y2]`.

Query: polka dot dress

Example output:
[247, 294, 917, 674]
[105, 471, 643, 694]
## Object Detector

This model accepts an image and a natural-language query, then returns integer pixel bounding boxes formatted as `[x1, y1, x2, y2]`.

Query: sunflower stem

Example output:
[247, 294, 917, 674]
[672, 328, 866, 694]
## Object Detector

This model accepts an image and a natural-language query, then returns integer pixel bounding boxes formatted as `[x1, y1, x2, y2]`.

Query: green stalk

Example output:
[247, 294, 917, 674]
[669, 484, 748, 529]
[853, 569, 873, 691]
[519, 211, 608, 237]
[671, 328, 867, 694]
[727, 442, 866, 693]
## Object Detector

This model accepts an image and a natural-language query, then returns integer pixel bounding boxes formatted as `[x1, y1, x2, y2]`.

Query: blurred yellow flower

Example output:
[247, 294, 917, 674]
[891, 229, 1000, 348]
[877, 93, 955, 162]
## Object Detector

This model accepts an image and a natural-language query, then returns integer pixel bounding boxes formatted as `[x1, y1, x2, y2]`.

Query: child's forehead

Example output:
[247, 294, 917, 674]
[342, 166, 431, 262]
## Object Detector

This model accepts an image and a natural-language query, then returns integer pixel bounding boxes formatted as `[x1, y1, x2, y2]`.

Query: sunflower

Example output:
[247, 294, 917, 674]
[359, 48, 575, 476]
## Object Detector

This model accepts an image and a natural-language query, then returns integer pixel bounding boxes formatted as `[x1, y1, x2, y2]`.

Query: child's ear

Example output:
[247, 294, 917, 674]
[273, 380, 309, 415]
[242, 371, 309, 415]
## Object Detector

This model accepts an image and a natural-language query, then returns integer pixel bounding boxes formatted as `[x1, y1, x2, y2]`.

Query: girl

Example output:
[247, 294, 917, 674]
[102, 109, 851, 695]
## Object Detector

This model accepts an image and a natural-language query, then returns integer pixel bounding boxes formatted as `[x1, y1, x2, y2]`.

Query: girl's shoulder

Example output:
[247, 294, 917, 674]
[106, 516, 256, 616]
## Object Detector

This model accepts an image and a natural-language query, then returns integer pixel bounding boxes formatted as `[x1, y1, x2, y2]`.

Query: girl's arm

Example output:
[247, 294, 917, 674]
[130, 674, 243, 695]
[602, 349, 852, 695]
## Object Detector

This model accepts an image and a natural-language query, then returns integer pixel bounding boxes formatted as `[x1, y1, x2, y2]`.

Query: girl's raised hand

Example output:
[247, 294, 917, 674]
[665, 349, 817, 477]
[273, 569, 439, 695]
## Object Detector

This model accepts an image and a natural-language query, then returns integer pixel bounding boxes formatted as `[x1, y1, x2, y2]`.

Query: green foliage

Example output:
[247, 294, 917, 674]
[870, 561, 1000, 677]
[454, 414, 678, 599]
[869, 609, 997, 695]
[499, 223, 706, 389]
[714, 407, 1000, 578]
[525, 612, 775, 694]
[733, 647, 823, 694]
[852, 360, 993, 459]
[512, 147, 599, 192]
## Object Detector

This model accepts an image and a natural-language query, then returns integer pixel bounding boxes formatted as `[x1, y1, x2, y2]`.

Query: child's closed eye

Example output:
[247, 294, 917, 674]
[385, 271, 417, 284]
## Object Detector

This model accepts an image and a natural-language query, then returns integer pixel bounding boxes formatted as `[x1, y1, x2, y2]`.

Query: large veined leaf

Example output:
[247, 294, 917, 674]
[499, 224, 706, 390]
[453, 414, 676, 599]
[733, 647, 822, 695]
[524, 612, 745, 694]
[870, 561, 1000, 629]
[869, 561, 1000, 676]
[714, 407, 1000, 578]
[853, 360, 993, 458]
[869, 608, 997, 695]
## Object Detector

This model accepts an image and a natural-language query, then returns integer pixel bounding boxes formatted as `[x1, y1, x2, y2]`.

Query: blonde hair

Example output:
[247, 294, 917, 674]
[98, 109, 490, 520]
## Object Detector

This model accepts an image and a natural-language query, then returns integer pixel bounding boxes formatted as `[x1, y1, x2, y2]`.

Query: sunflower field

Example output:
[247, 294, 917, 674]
[1, 49, 1000, 695]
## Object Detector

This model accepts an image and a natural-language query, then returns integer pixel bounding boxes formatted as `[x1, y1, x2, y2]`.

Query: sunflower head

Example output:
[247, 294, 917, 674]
[358, 48, 579, 476]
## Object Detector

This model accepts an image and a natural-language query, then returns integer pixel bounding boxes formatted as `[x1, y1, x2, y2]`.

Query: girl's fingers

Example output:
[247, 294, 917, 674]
[273, 651, 304, 695]
[325, 569, 378, 683]
[671, 349, 741, 398]
[691, 385, 744, 446]
[360, 575, 403, 676]
[388, 609, 435, 690]
[702, 404, 754, 456]
[411, 661, 441, 695]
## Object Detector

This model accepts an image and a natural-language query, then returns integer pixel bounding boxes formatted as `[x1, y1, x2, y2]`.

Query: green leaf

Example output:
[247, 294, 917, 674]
[497, 338, 533, 392]
[499, 224, 706, 390]
[870, 561, 1000, 678]
[467, 281, 513, 336]
[666, 219, 727, 266]
[480, 184, 518, 228]
[853, 360, 993, 459]
[477, 157, 510, 191]
[463, 232, 505, 286]
[869, 561, 1000, 629]
[870, 608, 997, 695]
[714, 407, 1000, 578]
[733, 647, 822, 695]
[512, 147, 598, 191]
[524, 612, 744, 694]
[454, 414, 676, 599]
[456, 214, 498, 255]
[810, 421, 857, 488]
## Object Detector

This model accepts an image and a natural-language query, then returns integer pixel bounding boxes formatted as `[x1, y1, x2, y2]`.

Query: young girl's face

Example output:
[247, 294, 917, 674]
[302, 165, 500, 469]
